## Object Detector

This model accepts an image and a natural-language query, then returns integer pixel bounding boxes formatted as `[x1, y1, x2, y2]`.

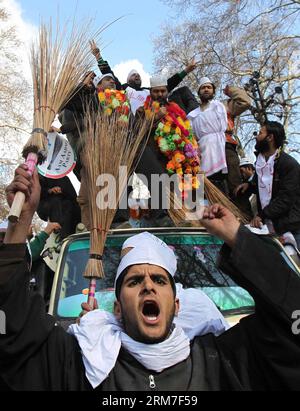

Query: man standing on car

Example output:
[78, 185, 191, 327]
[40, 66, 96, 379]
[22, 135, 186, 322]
[235, 121, 300, 249]
[89, 40, 197, 115]
[170, 78, 252, 216]
[1, 164, 300, 390]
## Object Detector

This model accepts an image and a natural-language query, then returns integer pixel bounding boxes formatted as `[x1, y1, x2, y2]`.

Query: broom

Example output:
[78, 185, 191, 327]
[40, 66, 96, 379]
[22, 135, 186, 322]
[167, 187, 201, 227]
[168, 175, 249, 227]
[8, 19, 104, 222]
[80, 108, 153, 308]
[203, 177, 248, 223]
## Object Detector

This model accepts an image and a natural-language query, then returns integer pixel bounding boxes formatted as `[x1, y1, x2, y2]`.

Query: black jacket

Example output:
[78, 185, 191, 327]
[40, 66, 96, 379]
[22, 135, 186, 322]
[168, 86, 198, 114]
[251, 151, 300, 234]
[58, 85, 99, 179]
[38, 175, 77, 203]
[59, 84, 99, 147]
[1, 226, 300, 390]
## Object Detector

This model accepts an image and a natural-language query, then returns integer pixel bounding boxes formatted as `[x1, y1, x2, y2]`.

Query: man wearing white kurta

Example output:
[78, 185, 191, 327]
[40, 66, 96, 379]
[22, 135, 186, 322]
[187, 77, 228, 192]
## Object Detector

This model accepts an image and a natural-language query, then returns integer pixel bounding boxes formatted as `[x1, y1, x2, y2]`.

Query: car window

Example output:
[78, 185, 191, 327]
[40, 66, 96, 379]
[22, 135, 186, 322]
[55, 233, 254, 319]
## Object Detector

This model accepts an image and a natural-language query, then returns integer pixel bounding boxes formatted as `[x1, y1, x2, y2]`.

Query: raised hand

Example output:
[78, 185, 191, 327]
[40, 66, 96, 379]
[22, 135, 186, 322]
[185, 58, 197, 74]
[89, 39, 101, 60]
[76, 299, 99, 324]
[6, 164, 41, 219]
[223, 85, 231, 96]
[200, 204, 240, 248]
[5, 165, 41, 244]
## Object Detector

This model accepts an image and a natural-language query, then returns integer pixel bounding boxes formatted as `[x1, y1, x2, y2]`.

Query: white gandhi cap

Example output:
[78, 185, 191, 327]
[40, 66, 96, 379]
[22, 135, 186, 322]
[150, 75, 168, 88]
[198, 77, 213, 89]
[127, 69, 140, 83]
[93, 73, 115, 88]
[239, 157, 253, 167]
[115, 232, 177, 290]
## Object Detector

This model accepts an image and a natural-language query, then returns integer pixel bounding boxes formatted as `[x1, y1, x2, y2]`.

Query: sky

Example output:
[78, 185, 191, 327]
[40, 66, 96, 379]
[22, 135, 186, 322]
[4, 0, 175, 86]
[1, 0, 177, 190]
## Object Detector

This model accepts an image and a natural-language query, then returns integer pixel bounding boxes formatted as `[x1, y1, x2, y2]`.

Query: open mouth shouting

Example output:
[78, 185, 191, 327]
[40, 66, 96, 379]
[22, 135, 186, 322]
[141, 300, 161, 325]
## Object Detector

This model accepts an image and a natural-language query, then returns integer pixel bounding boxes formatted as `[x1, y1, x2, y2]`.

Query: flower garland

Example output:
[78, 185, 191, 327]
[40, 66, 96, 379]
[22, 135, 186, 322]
[97, 89, 130, 122]
[144, 96, 201, 194]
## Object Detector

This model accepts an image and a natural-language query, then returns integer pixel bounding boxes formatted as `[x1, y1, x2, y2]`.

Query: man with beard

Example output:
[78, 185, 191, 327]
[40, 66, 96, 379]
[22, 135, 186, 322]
[134, 76, 202, 227]
[186, 78, 251, 205]
[134, 76, 171, 226]
[1, 165, 300, 391]
[89, 40, 197, 115]
[235, 121, 300, 248]
[187, 78, 228, 194]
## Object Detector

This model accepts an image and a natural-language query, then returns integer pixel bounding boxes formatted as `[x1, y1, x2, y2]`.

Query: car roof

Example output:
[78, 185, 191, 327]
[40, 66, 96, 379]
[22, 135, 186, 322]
[63, 226, 209, 243]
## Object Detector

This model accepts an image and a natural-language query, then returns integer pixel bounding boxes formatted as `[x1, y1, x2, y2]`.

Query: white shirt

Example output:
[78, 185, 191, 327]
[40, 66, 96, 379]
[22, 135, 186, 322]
[256, 151, 278, 210]
[188, 101, 228, 177]
[125, 86, 150, 115]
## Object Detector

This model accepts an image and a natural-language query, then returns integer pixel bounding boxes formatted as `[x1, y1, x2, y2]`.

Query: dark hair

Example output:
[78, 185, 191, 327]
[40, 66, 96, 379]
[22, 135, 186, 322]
[198, 83, 216, 96]
[115, 269, 129, 300]
[264, 121, 286, 149]
[115, 268, 176, 301]
[240, 163, 255, 170]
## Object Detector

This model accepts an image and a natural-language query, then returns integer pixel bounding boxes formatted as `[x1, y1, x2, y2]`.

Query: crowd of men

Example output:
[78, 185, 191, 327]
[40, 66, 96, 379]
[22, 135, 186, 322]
[1, 42, 300, 392]
[1, 165, 300, 390]
[40, 41, 300, 250]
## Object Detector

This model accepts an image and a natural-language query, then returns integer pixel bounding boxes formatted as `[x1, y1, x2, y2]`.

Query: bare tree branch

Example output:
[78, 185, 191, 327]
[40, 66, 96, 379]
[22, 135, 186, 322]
[245, 1, 300, 26]
[154, 0, 300, 155]
[0, 124, 31, 134]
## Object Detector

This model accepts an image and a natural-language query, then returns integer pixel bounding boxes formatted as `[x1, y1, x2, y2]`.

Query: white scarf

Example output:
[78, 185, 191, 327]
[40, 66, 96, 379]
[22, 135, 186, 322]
[256, 150, 297, 241]
[68, 284, 228, 389]
[256, 151, 278, 210]
[68, 311, 190, 389]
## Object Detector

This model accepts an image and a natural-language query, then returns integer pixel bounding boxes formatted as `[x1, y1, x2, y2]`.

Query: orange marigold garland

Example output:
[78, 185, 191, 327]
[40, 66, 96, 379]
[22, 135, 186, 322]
[97, 89, 130, 122]
[144, 96, 201, 196]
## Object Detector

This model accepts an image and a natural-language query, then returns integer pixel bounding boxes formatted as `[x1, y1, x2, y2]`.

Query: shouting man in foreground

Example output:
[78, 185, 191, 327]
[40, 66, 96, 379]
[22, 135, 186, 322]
[0, 164, 300, 390]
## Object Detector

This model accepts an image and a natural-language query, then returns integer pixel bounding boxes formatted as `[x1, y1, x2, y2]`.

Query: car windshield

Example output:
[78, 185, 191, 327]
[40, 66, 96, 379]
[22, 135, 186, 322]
[55, 231, 254, 319]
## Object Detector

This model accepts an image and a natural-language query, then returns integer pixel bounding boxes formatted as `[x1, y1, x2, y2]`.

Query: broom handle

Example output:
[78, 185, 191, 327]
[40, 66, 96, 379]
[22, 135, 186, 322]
[87, 278, 97, 309]
[8, 153, 38, 223]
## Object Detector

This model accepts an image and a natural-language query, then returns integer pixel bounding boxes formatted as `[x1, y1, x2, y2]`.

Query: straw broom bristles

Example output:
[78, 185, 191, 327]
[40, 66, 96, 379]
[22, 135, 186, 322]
[27, 17, 124, 155]
[9, 18, 108, 222]
[167, 189, 202, 227]
[80, 108, 153, 280]
[167, 176, 249, 227]
[25, 20, 104, 157]
[203, 177, 249, 223]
